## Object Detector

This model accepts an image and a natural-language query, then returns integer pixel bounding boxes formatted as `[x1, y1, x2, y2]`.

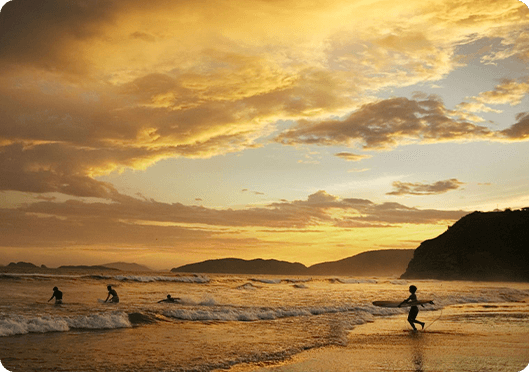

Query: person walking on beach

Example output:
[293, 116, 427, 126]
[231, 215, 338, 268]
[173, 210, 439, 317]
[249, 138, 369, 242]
[157, 294, 180, 303]
[398, 285, 425, 330]
[104, 285, 119, 303]
[48, 286, 63, 304]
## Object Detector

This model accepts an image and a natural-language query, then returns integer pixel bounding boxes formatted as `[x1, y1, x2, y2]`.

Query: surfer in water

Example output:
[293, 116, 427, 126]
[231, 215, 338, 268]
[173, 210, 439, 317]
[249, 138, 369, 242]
[399, 285, 426, 330]
[48, 286, 63, 304]
[104, 285, 119, 303]
[158, 294, 180, 303]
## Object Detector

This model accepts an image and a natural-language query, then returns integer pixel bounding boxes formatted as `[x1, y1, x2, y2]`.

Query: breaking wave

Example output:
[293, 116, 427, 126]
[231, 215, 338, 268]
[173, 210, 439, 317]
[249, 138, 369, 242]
[0, 273, 210, 284]
[0, 313, 132, 337]
[163, 304, 368, 322]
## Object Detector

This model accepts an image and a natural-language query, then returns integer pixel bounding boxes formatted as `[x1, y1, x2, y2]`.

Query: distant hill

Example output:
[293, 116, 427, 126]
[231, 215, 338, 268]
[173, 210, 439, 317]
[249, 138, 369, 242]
[401, 209, 529, 282]
[171, 249, 414, 276]
[58, 265, 118, 271]
[172, 258, 308, 275]
[307, 249, 414, 276]
[7, 261, 39, 269]
[1, 262, 120, 273]
[102, 262, 152, 272]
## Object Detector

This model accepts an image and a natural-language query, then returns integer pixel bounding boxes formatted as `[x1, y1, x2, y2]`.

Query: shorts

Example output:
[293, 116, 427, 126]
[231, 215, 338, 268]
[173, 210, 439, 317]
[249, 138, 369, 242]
[408, 306, 418, 321]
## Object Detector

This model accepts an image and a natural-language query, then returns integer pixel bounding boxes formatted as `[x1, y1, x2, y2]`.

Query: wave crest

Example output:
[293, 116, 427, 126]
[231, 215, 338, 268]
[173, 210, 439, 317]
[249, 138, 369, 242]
[0, 313, 132, 337]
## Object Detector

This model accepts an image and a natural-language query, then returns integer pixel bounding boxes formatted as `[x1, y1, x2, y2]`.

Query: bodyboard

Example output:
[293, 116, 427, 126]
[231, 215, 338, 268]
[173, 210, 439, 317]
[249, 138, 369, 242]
[373, 299, 433, 308]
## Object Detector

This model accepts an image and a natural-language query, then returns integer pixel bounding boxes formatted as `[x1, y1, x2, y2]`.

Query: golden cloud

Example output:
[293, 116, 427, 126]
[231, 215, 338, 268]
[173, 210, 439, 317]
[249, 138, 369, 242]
[387, 178, 466, 196]
[275, 95, 529, 149]
[334, 152, 372, 162]
[0, 0, 528, 199]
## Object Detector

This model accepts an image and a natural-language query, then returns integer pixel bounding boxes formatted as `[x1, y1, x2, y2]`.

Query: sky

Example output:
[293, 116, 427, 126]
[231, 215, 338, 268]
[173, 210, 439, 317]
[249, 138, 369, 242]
[0, 0, 528, 270]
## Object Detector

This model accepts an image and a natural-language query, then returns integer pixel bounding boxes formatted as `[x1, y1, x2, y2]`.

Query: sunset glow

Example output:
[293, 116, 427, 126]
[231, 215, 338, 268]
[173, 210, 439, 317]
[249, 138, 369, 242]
[1, 0, 528, 269]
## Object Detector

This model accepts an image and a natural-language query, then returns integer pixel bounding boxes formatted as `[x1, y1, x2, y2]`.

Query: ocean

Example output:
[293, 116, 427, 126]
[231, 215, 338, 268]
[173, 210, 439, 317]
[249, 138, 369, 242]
[1, 270, 528, 372]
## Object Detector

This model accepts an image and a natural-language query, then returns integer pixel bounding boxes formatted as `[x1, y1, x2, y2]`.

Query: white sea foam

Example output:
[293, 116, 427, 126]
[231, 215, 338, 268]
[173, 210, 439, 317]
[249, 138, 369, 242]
[163, 305, 361, 322]
[0, 313, 132, 337]
[0, 273, 83, 280]
[112, 275, 210, 283]
[282, 278, 312, 283]
[0, 272, 210, 284]
[250, 278, 282, 284]
[340, 278, 378, 284]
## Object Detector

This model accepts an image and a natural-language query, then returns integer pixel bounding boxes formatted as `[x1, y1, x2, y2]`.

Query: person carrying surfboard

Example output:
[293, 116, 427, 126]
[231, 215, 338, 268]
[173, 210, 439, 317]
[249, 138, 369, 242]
[48, 286, 63, 304]
[398, 285, 430, 330]
[104, 285, 119, 303]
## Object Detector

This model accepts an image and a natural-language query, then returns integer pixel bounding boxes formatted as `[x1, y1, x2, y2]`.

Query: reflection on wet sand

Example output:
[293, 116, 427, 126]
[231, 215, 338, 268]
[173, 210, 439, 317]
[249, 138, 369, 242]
[409, 331, 424, 372]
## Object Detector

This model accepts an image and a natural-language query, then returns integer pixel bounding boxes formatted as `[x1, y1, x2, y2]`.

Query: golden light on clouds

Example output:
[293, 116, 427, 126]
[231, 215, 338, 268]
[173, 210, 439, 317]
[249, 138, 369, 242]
[1, 0, 528, 268]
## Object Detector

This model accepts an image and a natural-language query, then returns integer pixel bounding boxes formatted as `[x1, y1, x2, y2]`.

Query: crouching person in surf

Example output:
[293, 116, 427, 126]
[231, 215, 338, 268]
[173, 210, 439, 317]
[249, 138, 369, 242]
[398, 285, 430, 330]
[104, 285, 119, 303]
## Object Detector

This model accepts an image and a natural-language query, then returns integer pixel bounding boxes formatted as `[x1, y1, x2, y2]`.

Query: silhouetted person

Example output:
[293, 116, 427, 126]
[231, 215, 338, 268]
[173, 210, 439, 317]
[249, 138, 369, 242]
[158, 294, 180, 303]
[104, 285, 119, 303]
[48, 286, 63, 304]
[399, 285, 425, 330]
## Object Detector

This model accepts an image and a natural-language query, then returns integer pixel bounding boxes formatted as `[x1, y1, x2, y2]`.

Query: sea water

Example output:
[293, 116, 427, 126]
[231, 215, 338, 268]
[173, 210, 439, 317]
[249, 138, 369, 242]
[1, 270, 528, 372]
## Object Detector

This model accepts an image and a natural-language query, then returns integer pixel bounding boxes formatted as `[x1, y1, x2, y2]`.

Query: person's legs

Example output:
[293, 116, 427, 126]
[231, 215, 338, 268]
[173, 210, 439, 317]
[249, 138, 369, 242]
[408, 306, 419, 330]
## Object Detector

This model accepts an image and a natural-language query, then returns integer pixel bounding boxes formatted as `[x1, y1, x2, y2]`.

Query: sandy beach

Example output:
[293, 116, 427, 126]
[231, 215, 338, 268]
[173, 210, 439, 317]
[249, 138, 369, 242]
[231, 303, 529, 372]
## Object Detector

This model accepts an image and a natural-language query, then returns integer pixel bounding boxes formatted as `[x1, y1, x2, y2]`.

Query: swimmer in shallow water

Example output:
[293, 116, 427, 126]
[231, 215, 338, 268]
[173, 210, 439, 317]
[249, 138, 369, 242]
[48, 286, 63, 304]
[158, 294, 180, 303]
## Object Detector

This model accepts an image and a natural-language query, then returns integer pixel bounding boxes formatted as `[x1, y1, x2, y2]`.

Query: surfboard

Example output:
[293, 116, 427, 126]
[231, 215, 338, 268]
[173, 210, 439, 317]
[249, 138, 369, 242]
[98, 298, 114, 304]
[372, 299, 433, 308]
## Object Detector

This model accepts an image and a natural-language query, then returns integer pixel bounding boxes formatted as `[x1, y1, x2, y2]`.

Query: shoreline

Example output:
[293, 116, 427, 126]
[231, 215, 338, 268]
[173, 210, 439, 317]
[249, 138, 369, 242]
[227, 304, 529, 372]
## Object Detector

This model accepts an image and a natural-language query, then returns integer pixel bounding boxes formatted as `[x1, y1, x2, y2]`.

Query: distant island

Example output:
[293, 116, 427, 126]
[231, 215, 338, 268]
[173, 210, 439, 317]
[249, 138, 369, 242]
[171, 249, 414, 276]
[101, 262, 152, 272]
[6, 208, 527, 282]
[1, 261, 149, 273]
[401, 208, 529, 282]
[57, 265, 119, 271]
[172, 258, 309, 275]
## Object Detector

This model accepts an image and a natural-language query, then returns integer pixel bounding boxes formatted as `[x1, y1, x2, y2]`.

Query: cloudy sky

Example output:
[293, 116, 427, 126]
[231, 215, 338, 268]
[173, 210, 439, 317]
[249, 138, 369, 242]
[1, 0, 528, 270]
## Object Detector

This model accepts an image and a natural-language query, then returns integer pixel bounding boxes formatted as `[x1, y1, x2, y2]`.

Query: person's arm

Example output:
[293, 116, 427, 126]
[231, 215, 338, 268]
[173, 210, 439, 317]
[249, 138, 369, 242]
[157, 299, 165, 303]
[104, 293, 110, 303]
[48, 294, 55, 302]
[398, 295, 412, 307]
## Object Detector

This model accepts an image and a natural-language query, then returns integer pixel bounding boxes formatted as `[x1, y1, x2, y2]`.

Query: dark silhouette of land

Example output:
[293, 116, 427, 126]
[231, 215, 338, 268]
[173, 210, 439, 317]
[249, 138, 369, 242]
[307, 249, 414, 276]
[5, 208, 528, 281]
[1, 262, 143, 273]
[57, 265, 118, 271]
[172, 258, 309, 275]
[401, 208, 529, 281]
[171, 249, 414, 276]
[101, 262, 152, 272]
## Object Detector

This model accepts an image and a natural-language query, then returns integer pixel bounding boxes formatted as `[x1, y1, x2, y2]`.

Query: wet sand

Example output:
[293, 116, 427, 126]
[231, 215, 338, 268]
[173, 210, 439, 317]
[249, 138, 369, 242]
[230, 304, 529, 372]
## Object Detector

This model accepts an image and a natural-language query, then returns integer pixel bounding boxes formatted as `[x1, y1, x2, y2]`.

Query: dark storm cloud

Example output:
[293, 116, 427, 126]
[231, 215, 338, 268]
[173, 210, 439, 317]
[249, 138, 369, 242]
[0, 0, 117, 72]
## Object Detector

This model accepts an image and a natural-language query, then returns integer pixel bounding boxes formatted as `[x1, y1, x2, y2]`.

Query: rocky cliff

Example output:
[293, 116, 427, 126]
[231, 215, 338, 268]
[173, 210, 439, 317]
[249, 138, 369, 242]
[401, 209, 529, 281]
